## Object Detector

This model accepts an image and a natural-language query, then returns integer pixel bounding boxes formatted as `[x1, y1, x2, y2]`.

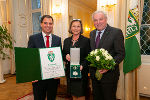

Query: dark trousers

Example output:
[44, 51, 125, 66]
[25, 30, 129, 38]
[92, 79, 118, 100]
[32, 79, 59, 100]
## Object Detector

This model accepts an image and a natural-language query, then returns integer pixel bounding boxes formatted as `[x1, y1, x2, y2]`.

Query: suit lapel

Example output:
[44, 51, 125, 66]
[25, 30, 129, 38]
[91, 30, 97, 50]
[99, 25, 111, 47]
[51, 34, 59, 47]
[51, 34, 55, 47]
[38, 33, 45, 48]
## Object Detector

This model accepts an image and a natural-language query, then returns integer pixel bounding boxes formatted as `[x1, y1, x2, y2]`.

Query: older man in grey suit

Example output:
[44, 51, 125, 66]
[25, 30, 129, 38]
[28, 15, 61, 100]
[89, 11, 125, 100]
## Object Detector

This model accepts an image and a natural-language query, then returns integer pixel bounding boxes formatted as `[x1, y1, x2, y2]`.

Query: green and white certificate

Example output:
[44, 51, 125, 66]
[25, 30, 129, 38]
[39, 47, 65, 80]
[15, 47, 65, 83]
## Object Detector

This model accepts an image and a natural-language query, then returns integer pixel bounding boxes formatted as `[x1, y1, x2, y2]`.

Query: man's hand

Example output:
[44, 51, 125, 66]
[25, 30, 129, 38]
[54, 77, 60, 79]
[32, 80, 38, 83]
[99, 69, 108, 74]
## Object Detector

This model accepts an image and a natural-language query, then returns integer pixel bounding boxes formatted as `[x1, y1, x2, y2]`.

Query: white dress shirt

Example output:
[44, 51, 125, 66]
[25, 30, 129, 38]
[42, 32, 52, 47]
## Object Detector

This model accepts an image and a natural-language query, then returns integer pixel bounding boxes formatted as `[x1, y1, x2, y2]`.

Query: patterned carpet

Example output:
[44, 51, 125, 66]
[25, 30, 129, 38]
[17, 93, 71, 100]
[17, 93, 72, 100]
[17, 92, 33, 100]
[17, 85, 71, 100]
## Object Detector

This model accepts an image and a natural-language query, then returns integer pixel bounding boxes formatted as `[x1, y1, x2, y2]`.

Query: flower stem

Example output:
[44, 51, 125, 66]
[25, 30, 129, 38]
[95, 69, 103, 80]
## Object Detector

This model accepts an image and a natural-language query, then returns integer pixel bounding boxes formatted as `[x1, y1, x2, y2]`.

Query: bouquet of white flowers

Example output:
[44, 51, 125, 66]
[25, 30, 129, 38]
[86, 48, 116, 80]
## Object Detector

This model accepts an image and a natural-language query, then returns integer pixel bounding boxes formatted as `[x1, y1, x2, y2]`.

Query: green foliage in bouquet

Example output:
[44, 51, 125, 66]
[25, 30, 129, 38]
[86, 48, 116, 80]
[0, 25, 13, 60]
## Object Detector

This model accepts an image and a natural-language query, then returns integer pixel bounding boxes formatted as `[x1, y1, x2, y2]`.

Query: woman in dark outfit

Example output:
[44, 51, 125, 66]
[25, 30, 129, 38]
[63, 19, 90, 100]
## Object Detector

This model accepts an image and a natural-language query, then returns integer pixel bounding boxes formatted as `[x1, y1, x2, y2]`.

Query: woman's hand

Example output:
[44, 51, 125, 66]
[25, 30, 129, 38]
[80, 65, 83, 71]
[66, 54, 70, 61]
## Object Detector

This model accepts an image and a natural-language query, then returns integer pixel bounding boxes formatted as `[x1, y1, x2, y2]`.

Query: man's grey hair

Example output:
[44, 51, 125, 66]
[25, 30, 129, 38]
[92, 11, 107, 21]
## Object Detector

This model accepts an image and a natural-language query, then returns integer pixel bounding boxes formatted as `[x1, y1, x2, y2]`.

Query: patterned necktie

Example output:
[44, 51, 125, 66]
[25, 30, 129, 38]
[45, 36, 50, 48]
[95, 31, 101, 48]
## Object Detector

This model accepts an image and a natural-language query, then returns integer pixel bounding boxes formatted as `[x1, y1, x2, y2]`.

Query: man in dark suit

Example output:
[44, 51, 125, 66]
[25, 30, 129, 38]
[28, 15, 61, 100]
[90, 11, 125, 100]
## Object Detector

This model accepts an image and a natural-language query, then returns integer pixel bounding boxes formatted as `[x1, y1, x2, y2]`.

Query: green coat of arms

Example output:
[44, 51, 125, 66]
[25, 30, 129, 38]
[47, 51, 55, 62]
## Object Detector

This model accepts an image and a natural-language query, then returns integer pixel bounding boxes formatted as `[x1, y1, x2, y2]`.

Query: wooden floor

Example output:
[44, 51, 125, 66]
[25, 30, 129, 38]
[0, 74, 32, 100]
[0, 74, 150, 100]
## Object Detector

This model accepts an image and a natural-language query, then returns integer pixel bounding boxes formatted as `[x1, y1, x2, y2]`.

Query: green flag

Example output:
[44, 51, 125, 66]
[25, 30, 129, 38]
[123, 1, 141, 74]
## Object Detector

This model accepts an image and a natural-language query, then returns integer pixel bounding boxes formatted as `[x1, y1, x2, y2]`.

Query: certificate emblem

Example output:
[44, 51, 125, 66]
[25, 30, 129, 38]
[47, 51, 55, 62]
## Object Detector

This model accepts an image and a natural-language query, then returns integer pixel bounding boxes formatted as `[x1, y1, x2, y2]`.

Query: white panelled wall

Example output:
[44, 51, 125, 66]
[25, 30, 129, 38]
[52, 0, 69, 43]
[12, 0, 31, 48]
[41, 0, 69, 45]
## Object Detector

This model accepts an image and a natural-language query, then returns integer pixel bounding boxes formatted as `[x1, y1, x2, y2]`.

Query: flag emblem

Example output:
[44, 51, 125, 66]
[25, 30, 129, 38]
[126, 8, 139, 39]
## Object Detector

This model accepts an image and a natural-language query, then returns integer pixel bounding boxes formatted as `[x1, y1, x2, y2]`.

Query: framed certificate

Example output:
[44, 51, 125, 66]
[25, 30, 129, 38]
[39, 47, 65, 80]
[15, 47, 65, 83]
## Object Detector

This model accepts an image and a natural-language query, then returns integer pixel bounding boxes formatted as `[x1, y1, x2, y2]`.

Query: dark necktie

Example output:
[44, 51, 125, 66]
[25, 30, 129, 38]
[95, 31, 101, 48]
[45, 36, 50, 48]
